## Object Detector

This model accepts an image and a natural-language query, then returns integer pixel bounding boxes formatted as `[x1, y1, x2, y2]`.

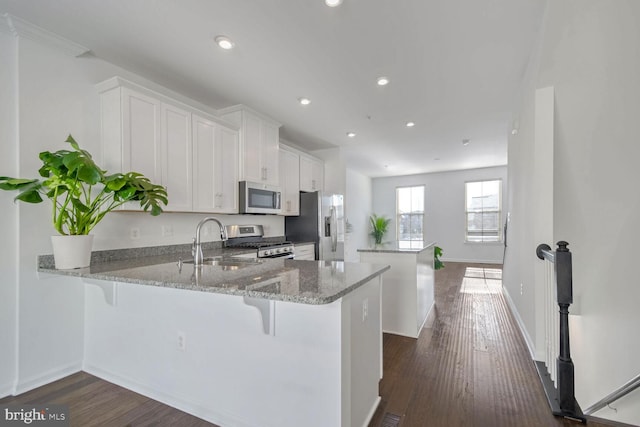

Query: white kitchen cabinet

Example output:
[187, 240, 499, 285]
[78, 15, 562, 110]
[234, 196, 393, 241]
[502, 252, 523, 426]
[192, 114, 239, 213]
[300, 154, 324, 192]
[279, 148, 300, 216]
[98, 76, 238, 214]
[99, 85, 161, 212]
[219, 105, 281, 186]
[294, 243, 315, 260]
[161, 103, 193, 212]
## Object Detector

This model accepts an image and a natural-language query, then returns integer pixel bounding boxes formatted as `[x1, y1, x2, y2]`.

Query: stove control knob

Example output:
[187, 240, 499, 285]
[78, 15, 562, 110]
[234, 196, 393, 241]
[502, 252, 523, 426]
[276, 248, 282, 253]
[264, 250, 271, 256]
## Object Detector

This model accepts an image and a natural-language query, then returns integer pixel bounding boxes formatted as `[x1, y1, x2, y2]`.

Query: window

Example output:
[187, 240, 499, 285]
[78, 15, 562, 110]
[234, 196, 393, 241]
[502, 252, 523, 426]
[465, 179, 502, 242]
[397, 186, 424, 249]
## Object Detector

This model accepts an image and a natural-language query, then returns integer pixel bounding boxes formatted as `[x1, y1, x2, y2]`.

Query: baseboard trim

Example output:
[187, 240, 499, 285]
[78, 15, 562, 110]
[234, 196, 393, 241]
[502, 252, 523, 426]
[502, 287, 537, 360]
[83, 364, 255, 427]
[14, 361, 82, 395]
[586, 414, 639, 427]
[361, 396, 382, 427]
[0, 381, 15, 399]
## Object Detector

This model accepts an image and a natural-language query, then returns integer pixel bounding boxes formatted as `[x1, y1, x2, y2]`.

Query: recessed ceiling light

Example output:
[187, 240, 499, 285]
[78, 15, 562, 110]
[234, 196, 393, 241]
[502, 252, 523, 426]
[462, 138, 470, 146]
[298, 97, 311, 106]
[406, 121, 415, 127]
[214, 36, 235, 50]
[377, 76, 390, 86]
[325, 0, 343, 7]
[346, 132, 356, 138]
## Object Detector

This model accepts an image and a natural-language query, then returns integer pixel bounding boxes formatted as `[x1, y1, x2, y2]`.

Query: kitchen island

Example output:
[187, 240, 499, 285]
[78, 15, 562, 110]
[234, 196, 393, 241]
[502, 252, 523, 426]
[39, 248, 389, 427]
[358, 242, 435, 338]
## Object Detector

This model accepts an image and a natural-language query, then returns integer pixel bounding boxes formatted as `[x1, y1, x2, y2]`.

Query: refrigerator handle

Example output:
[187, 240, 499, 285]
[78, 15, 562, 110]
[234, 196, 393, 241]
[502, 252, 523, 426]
[329, 206, 337, 252]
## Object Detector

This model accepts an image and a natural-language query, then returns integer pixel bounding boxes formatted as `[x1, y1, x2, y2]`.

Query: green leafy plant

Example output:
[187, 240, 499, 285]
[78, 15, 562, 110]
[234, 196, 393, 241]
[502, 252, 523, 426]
[434, 245, 445, 270]
[0, 135, 168, 235]
[370, 214, 391, 244]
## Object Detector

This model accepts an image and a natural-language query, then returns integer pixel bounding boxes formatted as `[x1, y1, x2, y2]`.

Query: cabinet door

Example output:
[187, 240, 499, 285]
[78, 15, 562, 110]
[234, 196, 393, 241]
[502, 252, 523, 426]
[161, 103, 192, 211]
[122, 88, 162, 183]
[261, 120, 280, 186]
[121, 88, 162, 210]
[300, 155, 324, 192]
[193, 114, 239, 213]
[295, 244, 316, 260]
[242, 112, 263, 183]
[192, 115, 217, 212]
[215, 126, 239, 213]
[279, 149, 300, 216]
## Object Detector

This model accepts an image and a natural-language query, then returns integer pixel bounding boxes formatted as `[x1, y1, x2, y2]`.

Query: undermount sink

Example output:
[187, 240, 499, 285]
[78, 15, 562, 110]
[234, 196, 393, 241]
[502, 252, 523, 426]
[180, 256, 261, 269]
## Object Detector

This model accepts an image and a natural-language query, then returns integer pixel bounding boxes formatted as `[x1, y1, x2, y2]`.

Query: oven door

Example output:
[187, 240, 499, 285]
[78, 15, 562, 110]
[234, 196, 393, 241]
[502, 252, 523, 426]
[260, 252, 295, 259]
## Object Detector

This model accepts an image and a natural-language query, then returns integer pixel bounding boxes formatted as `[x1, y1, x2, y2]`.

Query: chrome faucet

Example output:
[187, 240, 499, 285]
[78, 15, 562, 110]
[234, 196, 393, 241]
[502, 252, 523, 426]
[192, 217, 228, 266]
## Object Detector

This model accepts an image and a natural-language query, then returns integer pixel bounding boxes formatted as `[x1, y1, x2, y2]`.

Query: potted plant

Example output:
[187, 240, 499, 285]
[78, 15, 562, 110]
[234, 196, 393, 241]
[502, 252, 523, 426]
[434, 246, 445, 270]
[0, 135, 168, 269]
[370, 214, 391, 244]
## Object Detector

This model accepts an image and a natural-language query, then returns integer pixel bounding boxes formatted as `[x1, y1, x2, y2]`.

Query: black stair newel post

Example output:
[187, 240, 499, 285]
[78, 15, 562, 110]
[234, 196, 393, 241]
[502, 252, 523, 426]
[554, 241, 576, 415]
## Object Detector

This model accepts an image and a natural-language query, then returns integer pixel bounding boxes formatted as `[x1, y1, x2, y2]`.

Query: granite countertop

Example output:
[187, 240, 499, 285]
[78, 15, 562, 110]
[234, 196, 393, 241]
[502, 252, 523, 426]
[358, 241, 436, 254]
[38, 244, 389, 305]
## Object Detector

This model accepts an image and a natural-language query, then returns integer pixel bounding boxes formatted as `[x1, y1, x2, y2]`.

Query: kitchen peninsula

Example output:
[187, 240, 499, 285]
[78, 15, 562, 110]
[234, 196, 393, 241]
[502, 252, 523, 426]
[359, 242, 435, 338]
[39, 248, 389, 427]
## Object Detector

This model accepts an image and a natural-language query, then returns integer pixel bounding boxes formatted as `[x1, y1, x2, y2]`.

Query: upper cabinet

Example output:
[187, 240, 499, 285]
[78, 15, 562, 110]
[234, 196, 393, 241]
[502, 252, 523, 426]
[219, 105, 281, 186]
[300, 154, 324, 192]
[97, 77, 239, 214]
[279, 147, 300, 216]
[161, 103, 193, 212]
[192, 114, 239, 213]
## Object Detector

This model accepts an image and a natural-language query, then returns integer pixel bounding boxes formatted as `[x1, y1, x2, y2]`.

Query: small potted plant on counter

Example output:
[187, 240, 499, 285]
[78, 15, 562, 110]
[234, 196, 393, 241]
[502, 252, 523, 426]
[434, 246, 445, 270]
[0, 134, 168, 269]
[370, 214, 391, 245]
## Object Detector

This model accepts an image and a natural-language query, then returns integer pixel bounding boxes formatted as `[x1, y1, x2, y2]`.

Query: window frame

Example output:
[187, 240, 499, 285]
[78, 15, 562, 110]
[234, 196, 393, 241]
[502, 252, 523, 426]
[464, 179, 503, 243]
[396, 185, 425, 248]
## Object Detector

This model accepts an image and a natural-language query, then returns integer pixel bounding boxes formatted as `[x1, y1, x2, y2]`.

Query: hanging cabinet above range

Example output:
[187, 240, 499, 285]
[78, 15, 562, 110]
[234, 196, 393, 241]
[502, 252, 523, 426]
[96, 76, 239, 214]
[218, 105, 281, 187]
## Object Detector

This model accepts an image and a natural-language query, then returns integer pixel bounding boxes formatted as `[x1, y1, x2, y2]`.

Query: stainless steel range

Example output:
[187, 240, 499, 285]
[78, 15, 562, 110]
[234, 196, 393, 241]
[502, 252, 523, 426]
[224, 225, 294, 259]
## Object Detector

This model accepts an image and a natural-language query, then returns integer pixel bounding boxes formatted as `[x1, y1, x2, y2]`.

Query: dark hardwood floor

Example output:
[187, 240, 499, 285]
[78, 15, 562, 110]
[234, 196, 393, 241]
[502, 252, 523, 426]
[368, 262, 610, 427]
[0, 262, 615, 426]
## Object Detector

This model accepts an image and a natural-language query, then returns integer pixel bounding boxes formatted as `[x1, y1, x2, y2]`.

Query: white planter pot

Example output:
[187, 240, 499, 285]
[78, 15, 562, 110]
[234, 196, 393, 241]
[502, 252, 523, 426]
[51, 235, 94, 269]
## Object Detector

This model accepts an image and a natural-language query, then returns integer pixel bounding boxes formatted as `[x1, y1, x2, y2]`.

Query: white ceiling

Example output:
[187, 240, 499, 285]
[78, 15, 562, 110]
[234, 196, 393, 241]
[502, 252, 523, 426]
[0, 0, 545, 178]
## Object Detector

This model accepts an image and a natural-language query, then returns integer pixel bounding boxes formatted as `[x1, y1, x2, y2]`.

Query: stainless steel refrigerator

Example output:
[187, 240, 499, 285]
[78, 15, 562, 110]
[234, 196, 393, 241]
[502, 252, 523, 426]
[285, 191, 344, 261]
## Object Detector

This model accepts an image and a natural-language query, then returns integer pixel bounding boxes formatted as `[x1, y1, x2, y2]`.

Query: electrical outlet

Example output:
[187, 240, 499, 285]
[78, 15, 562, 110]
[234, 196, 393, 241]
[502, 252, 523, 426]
[177, 331, 186, 351]
[130, 227, 140, 240]
[520, 283, 524, 295]
[162, 225, 173, 237]
[362, 298, 368, 322]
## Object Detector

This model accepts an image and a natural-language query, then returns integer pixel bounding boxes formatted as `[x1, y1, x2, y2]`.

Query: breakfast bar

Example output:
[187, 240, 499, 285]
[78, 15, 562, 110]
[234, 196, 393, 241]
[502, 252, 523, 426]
[39, 249, 389, 427]
[359, 242, 435, 339]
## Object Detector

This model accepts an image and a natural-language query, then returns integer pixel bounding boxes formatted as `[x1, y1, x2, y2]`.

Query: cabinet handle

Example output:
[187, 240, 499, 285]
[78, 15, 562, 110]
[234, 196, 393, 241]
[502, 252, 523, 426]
[262, 167, 268, 181]
[286, 200, 291, 212]
[312, 179, 316, 190]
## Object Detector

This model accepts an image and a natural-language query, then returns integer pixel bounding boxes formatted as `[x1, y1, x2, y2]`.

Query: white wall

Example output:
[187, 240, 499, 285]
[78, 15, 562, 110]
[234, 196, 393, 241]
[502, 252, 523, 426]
[505, 2, 640, 424]
[0, 29, 18, 397]
[344, 169, 372, 262]
[0, 24, 283, 397]
[371, 166, 508, 263]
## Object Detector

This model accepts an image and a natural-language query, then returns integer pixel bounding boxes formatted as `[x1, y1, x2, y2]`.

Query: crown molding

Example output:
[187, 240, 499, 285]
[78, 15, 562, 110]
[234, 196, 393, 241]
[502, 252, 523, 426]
[2, 13, 90, 57]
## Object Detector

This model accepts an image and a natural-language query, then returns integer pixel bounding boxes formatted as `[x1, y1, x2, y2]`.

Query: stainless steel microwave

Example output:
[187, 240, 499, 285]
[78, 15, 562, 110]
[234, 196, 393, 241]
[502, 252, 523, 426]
[239, 181, 282, 214]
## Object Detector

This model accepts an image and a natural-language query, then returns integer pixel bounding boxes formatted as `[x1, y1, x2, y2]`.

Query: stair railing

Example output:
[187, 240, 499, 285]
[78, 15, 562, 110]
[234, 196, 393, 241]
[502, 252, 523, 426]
[583, 373, 640, 415]
[535, 241, 585, 422]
